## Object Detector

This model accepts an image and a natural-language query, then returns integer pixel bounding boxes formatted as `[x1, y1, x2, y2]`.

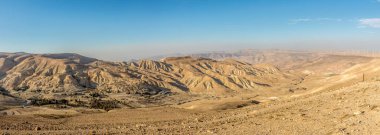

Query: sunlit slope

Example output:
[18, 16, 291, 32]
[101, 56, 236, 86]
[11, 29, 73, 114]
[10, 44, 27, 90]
[0, 53, 288, 99]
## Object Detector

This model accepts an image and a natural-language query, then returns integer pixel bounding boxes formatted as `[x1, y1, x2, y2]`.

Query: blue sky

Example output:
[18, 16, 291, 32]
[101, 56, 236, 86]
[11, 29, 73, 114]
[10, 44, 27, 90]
[1, 0, 380, 60]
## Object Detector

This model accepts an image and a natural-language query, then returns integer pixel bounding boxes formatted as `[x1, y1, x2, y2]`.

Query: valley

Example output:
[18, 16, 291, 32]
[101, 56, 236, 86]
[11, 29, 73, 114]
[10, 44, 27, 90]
[1, 50, 380, 134]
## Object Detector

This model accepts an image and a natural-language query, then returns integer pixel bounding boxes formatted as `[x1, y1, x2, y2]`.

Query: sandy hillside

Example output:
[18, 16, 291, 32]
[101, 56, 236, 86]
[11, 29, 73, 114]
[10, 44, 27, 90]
[1, 81, 379, 134]
[1, 51, 380, 134]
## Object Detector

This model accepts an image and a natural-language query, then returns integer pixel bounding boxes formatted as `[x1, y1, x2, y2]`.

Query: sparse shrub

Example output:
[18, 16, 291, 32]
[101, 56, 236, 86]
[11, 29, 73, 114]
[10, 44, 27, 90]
[0, 86, 5, 92]
[72, 99, 86, 107]
[31, 89, 42, 93]
[89, 99, 119, 111]
[250, 100, 260, 104]
[15, 86, 29, 91]
[29, 98, 69, 106]
[126, 82, 171, 96]
[89, 92, 102, 98]
[0, 86, 7, 95]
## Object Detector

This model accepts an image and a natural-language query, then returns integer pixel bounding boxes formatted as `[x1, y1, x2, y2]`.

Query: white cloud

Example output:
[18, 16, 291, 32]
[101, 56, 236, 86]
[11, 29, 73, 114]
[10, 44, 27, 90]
[292, 18, 311, 22]
[290, 18, 343, 24]
[359, 18, 380, 28]
[316, 18, 343, 22]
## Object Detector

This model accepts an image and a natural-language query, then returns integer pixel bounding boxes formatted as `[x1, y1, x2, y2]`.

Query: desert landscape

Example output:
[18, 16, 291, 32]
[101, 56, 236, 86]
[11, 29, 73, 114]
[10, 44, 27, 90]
[1, 50, 380, 134]
[1, 0, 380, 134]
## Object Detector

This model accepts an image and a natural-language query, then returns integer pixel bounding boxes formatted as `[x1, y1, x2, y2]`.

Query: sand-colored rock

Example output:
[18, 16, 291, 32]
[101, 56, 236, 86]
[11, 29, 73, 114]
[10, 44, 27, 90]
[1, 51, 380, 134]
[0, 53, 287, 100]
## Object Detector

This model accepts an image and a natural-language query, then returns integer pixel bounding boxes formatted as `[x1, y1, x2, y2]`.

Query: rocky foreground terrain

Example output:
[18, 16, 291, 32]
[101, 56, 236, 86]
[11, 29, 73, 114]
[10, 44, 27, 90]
[1, 51, 380, 134]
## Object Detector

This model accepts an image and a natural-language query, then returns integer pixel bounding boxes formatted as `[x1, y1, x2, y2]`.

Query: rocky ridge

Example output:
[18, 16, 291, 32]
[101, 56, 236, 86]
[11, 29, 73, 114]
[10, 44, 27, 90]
[0, 53, 287, 100]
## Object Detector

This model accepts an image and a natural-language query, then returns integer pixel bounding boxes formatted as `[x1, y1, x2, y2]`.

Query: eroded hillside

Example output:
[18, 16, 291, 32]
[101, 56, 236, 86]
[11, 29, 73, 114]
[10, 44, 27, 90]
[1, 51, 380, 134]
[0, 53, 295, 107]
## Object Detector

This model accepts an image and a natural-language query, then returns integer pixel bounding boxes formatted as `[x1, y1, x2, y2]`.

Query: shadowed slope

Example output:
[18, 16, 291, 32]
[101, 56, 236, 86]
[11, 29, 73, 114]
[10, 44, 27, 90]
[0, 53, 286, 100]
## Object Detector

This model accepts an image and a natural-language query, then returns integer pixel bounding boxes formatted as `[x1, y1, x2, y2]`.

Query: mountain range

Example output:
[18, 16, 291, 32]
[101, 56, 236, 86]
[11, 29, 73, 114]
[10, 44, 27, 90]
[0, 52, 290, 103]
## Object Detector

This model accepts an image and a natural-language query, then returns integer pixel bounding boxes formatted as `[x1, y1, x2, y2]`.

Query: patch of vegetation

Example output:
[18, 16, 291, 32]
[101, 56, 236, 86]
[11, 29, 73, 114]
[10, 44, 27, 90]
[31, 89, 42, 93]
[0, 86, 9, 95]
[14, 86, 29, 91]
[0, 86, 5, 91]
[236, 100, 261, 108]
[89, 91, 103, 98]
[89, 99, 119, 111]
[126, 82, 172, 96]
[34, 114, 73, 119]
[250, 100, 261, 104]
[0, 106, 7, 111]
[29, 98, 69, 106]
[71, 99, 87, 107]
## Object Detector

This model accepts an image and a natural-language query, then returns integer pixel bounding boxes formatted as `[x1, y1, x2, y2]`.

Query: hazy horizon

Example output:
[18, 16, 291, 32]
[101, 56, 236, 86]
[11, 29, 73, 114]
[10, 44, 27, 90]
[1, 0, 380, 61]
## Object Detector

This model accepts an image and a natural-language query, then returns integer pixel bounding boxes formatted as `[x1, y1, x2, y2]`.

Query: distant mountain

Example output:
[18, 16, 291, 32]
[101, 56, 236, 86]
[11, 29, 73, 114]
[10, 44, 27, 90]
[192, 50, 377, 74]
[149, 49, 324, 69]
[0, 53, 287, 101]
[188, 49, 323, 69]
[149, 49, 374, 74]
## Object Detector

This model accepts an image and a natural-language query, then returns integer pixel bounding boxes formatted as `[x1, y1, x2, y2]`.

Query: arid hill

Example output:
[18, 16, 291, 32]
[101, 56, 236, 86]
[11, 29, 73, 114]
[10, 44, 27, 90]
[2, 51, 380, 134]
[0, 53, 289, 103]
